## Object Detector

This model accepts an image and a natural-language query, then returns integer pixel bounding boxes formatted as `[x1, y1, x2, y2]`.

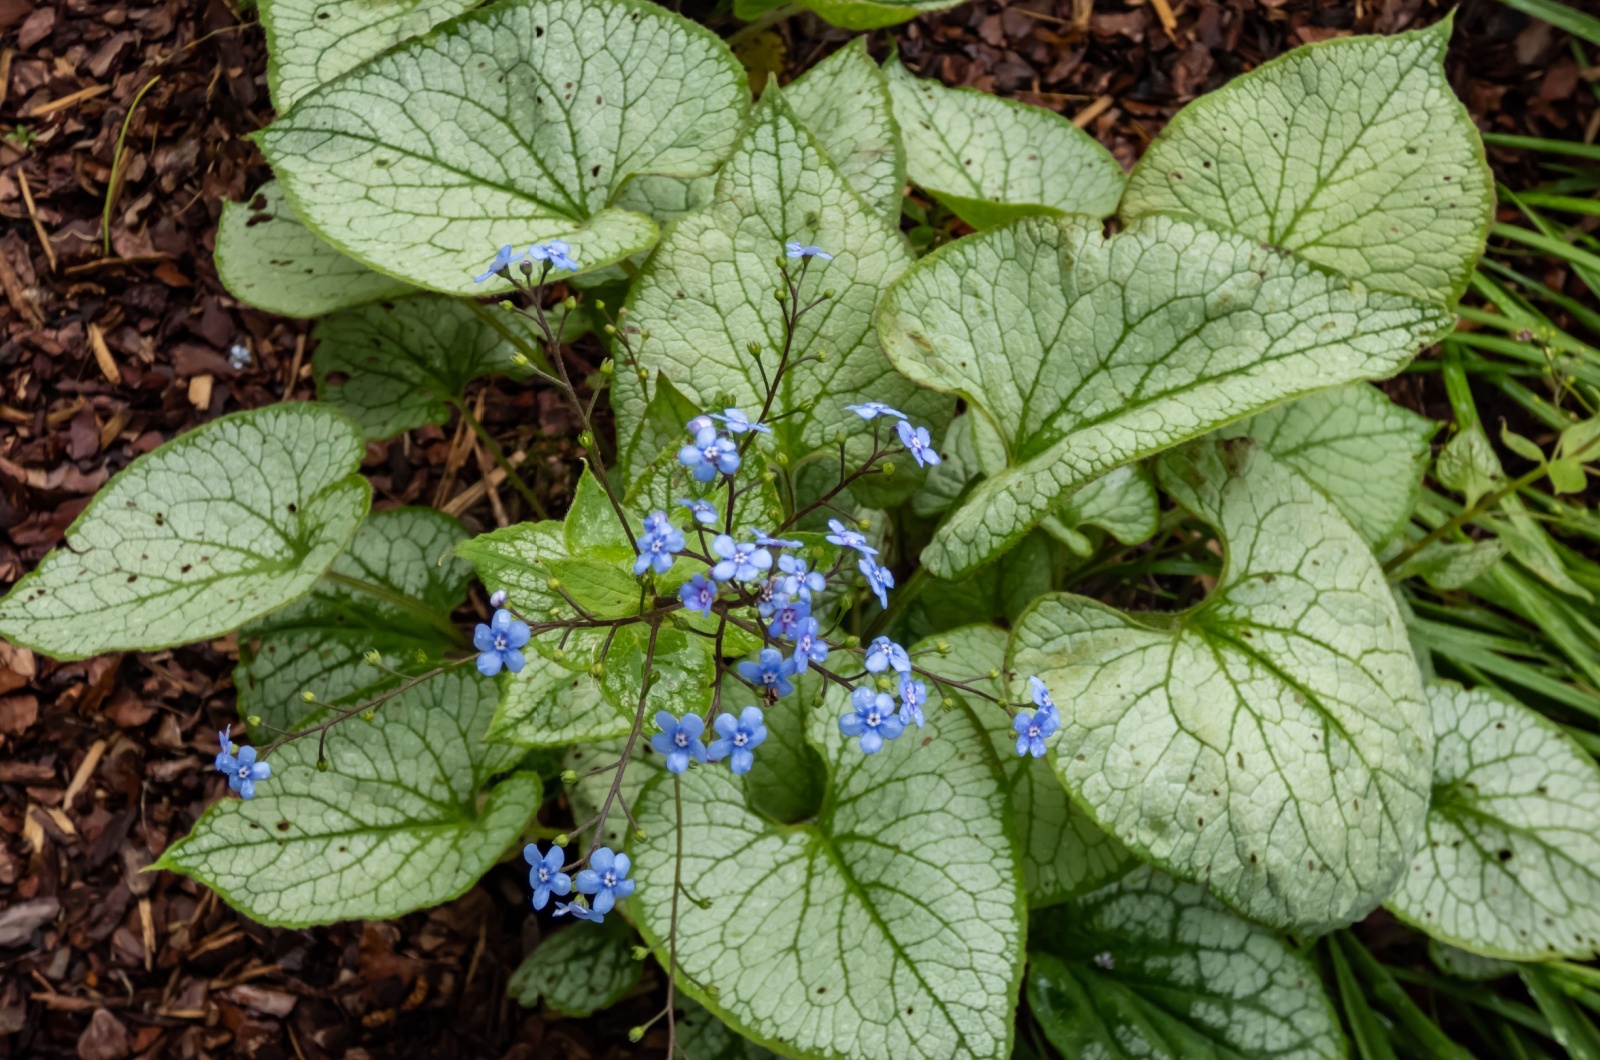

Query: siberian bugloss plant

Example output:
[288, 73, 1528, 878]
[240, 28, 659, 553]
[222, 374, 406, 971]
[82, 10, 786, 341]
[10, 0, 1600, 1055]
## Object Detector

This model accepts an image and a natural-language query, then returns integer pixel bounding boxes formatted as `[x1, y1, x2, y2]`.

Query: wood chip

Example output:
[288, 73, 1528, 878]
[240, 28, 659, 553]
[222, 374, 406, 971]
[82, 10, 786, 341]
[442, 450, 525, 518]
[1148, 0, 1178, 38]
[17, 171, 56, 274]
[20, 82, 110, 118]
[87, 323, 121, 384]
[63, 739, 107, 806]
[187, 373, 213, 410]
[138, 897, 155, 971]
[0, 237, 42, 327]
[1072, 94, 1115, 129]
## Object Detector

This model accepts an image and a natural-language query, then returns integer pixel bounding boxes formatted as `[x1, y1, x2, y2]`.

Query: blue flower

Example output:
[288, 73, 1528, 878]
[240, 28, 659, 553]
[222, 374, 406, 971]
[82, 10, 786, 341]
[826, 518, 877, 557]
[473, 244, 523, 283]
[214, 726, 237, 774]
[895, 421, 941, 468]
[633, 512, 685, 575]
[575, 847, 635, 914]
[1013, 708, 1059, 758]
[678, 498, 718, 526]
[711, 534, 772, 583]
[844, 402, 908, 421]
[1029, 675, 1056, 717]
[755, 530, 803, 549]
[527, 239, 578, 271]
[755, 578, 788, 618]
[687, 414, 715, 434]
[524, 844, 571, 911]
[224, 744, 271, 800]
[792, 616, 829, 673]
[650, 711, 708, 774]
[840, 687, 904, 754]
[707, 706, 767, 774]
[554, 899, 604, 924]
[778, 554, 826, 601]
[898, 676, 928, 728]
[712, 408, 772, 435]
[768, 596, 810, 640]
[859, 557, 894, 609]
[864, 636, 910, 674]
[678, 427, 741, 483]
[739, 648, 797, 699]
[785, 242, 833, 261]
[679, 573, 717, 617]
[474, 608, 531, 676]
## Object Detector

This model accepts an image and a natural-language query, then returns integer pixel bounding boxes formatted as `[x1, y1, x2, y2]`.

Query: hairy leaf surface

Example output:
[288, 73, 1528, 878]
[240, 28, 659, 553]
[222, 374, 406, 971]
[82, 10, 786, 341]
[1120, 19, 1492, 304]
[1010, 440, 1432, 931]
[238, 507, 471, 731]
[877, 213, 1451, 578]
[785, 39, 904, 219]
[885, 58, 1124, 227]
[1388, 682, 1600, 960]
[508, 918, 641, 1016]
[261, 0, 748, 293]
[157, 670, 539, 926]
[0, 405, 369, 659]
[1028, 867, 1346, 1059]
[631, 697, 1023, 1059]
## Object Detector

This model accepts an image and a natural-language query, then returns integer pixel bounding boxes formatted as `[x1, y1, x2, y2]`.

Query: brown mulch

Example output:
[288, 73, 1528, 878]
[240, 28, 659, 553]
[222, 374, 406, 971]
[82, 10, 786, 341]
[0, 0, 1592, 1056]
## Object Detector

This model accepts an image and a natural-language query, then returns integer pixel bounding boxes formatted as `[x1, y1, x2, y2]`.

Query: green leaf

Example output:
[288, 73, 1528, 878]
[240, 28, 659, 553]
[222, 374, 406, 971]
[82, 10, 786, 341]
[910, 411, 980, 517]
[1548, 457, 1588, 494]
[1045, 463, 1160, 557]
[1392, 539, 1507, 591]
[508, 918, 642, 1017]
[877, 212, 1452, 579]
[565, 466, 635, 559]
[630, 696, 1024, 1060]
[238, 507, 471, 731]
[1119, 19, 1493, 304]
[602, 625, 714, 725]
[313, 295, 536, 439]
[613, 173, 718, 229]
[459, 520, 571, 621]
[677, 998, 779, 1059]
[1221, 384, 1437, 547]
[793, 0, 961, 31]
[1428, 940, 1513, 981]
[921, 625, 1132, 907]
[884, 58, 1124, 228]
[545, 557, 642, 619]
[260, 0, 749, 295]
[215, 181, 413, 317]
[907, 530, 1054, 636]
[623, 445, 784, 551]
[1501, 426, 1546, 465]
[488, 655, 628, 747]
[156, 668, 540, 927]
[0, 404, 369, 660]
[621, 371, 706, 486]
[1435, 425, 1502, 508]
[1028, 867, 1347, 1060]
[1009, 439, 1432, 932]
[567, 736, 662, 854]
[621, 87, 952, 469]
[785, 39, 904, 219]
[1387, 682, 1600, 960]
[259, 0, 476, 110]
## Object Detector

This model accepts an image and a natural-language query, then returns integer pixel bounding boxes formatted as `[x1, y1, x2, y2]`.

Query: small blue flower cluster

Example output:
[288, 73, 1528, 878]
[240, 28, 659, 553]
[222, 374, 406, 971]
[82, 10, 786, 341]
[837, 636, 927, 754]
[213, 725, 271, 799]
[523, 843, 635, 922]
[1013, 677, 1061, 758]
[475, 608, 531, 676]
[473, 240, 579, 283]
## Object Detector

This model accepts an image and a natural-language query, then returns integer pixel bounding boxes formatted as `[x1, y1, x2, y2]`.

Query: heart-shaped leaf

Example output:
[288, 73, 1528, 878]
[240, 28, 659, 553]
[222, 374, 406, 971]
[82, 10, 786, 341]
[877, 212, 1451, 579]
[1388, 682, 1600, 960]
[1120, 18, 1493, 304]
[785, 39, 904, 219]
[156, 668, 540, 926]
[0, 404, 369, 660]
[261, 0, 749, 294]
[508, 918, 642, 1017]
[1010, 439, 1432, 932]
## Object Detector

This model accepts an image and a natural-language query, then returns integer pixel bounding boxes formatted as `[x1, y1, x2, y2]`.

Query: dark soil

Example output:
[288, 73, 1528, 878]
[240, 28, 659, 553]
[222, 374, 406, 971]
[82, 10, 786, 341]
[0, 0, 1592, 1056]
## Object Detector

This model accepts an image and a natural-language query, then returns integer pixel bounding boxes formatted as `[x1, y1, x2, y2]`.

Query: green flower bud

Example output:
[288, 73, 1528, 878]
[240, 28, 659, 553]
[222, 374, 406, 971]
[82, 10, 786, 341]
[509, 352, 530, 367]
[579, 430, 595, 448]
[547, 577, 563, 590]
[775, 451, 789, 467]
[774, 288, 787, 303]
[552, 648, 567, 661]
[705, 984, 721, 999]
[363, 649, 382, 665]
[554, 832, 570, 847]
[316, 757, 329, 772]
[987, 668, 1001, 680]
[842, 635, 861, 649]
[628, 1027, 645, 1043]
[300, 690, 317, 703]
[639, 329, 650, 342]
[747, 340, 762, 355]
[822, 288, 835, 299]
[599, 358, 614, 375]
[603, 323, 618, 335]
[814, 349, 828, 362]
[590, 662, 605, 678]
[638, 367, 650, 382]
[563, 295, 577, 311]
[498, 300, 516, 311]
[937, 641, 951, 655]
[631, 945, 650, 961]
[633, 827, 648, 842]
[595, 299, 606, 310]
[246, 715, 261, 727]
[560, 769, 578, 784]
[880, 462, 895, 476]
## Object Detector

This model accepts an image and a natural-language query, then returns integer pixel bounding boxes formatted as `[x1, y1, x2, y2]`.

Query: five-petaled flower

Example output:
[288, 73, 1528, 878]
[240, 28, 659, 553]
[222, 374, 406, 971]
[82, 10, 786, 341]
[575, 847, 635, 914]
[778, 554, 826, 601]
[473, 244, 523, 283]
[739, 648, 796, 699]
[1030, 675, 1057, 717]
[840, 687, 903, 754]
[475, 608, 531, 676]
[215, 729, 272, 800]
[785, 242, 833, 261]
[864, 636, 910, 674]
[711, 535, 772, 583]
[524, 844, 571, 911]
[679, 573, 717, 617]
[707, 706, 768, 775]
[859, 557, 894, 609]
[895, 421, 941, 468]
[792, 616, 828, 673]
[678, 498, 718, 526]
[651, 711, 709, 774]
[768, 597, 810, 640]
[712, 408, 771, 435]
[1013, 708, 1059, 758]
[679, 426, 741, 482]
[845, 402, 907, 421]
[826, 518, 877, 556]
[527, 239, 578, 271]
[898, 677, 928, 728]
[634, 511, 685, 575]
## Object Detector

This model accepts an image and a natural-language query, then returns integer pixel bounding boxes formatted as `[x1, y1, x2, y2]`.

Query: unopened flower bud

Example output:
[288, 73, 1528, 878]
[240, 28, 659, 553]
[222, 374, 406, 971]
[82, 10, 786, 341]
[554, 832, 570, 847]
[628, 1027, 645, 1043]
[747, 341, 762, 355]
[363, 649, 383, 665]
[774, 288, 787, 303]
[547, 578, 562, 590]
[616, 306, 627, 317]
[599, 358, 614, 375]
[560, 769, 578, 784]
[638, 367, 649, 382]
[815, 349, 828, 362]
[300, 690, 317, 703]
[246, 715, 261, 726]
[775, 452, 789, 467]
[519, 259, 534, 275]
[705, 984, 721, 999]
[633, 827, 648, 841]
[822, 288, 835, 299]
[563, 295, 577, 311]
[880, 462, 895, 476]
[498, 300, 516, 311]
[987, 668, 1001, 679]
[762, 470, 777, 483]
[842, 635, 861, 648]
[552, 648, 567, 661]
[316, 757, 329, 772]
[638, 329, 650, 342]
[604, 323, 618, 335]
[489, 589, 508, 608]
[595, 299, 606, 310]
[937, 641, 951, 655]
[579, 430, 595, 448]
[362, 710, 376, 722]
[590, 662, 605, 677]
[631, 945, 650, 961]
[510, 352, 530, 367]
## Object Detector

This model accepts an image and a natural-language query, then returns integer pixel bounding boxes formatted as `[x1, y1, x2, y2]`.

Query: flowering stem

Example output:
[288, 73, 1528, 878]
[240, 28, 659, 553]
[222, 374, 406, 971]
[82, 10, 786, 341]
[590, 619, 662, 851]
[259, 659, 472, 756]
[450, 395, 548, 519]
[778, 440, 898, 532]
[865, 566, 927, 639]
[666, 772, 683, 1058]
[322, 572, 470, 648]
